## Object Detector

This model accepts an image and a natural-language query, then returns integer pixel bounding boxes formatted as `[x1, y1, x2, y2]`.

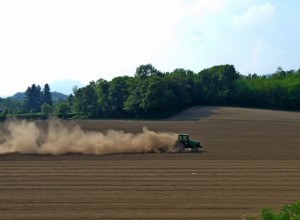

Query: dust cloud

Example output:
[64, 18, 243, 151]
[0, 119, 177, 155]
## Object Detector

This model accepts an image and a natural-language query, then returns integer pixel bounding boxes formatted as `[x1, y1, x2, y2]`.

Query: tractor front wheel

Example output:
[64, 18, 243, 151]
[191, 147, 199, 152]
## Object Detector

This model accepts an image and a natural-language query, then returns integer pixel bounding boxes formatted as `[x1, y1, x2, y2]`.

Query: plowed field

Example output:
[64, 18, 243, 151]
[1, 107, 300, 219]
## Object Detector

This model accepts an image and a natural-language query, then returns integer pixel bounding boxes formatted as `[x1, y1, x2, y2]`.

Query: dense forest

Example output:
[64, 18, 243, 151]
[1, 64, 300, 120]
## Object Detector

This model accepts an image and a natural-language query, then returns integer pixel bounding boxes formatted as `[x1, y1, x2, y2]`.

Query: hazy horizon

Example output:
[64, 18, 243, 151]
[1, 0, 300, 97]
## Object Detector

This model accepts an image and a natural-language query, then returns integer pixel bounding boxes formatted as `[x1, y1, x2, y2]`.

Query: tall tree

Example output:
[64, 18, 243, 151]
[95, 79, 110, 117]
[141, 76, 170, 116]
[166, 69, 192, 110]
[107, 76, 129, 118]
[73, 81, 99, 118]
[199, 64, 240, 104]
[42, 84, 53, 107]
[23, 84, 42, 113]
[123, 77, 142, 117]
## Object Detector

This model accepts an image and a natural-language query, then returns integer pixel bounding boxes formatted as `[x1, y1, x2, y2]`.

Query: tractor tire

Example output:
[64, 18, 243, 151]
[191, 147, 199, 152]
[175, 142, 185, 153]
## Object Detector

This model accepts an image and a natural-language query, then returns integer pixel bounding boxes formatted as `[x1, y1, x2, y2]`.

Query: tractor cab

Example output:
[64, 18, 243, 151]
[178, 134, 190, 144]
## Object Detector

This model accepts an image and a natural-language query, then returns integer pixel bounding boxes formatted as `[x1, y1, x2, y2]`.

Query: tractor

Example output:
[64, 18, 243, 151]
[174, 134, 202, 152]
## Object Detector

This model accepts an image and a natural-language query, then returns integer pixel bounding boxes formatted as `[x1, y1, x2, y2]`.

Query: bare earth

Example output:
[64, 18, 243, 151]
[1, 107, 300, 219]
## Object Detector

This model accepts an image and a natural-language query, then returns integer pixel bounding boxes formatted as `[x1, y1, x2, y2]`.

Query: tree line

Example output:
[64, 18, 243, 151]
[0, 84, 54, 120]
[1, 64, 300, 120]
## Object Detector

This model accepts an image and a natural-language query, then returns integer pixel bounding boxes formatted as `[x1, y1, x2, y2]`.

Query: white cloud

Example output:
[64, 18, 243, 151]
[232, 2, 275, 27]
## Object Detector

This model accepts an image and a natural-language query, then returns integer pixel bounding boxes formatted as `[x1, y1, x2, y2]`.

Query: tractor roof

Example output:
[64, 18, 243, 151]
[178, 133, 189, 136]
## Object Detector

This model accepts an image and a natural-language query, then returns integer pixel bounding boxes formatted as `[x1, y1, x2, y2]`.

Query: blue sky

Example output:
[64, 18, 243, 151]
[0, 0, 300, 96]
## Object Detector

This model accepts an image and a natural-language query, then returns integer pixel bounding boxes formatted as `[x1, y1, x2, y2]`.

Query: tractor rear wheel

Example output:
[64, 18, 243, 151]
[175, 142, 185, 153]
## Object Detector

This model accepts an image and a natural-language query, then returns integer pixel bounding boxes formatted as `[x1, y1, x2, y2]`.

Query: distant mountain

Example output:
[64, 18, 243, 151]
[51, 92, 68, 102]
[11, 91, 68, 102]
[49, 79, 85, 95]
[12, 92, 24, 100]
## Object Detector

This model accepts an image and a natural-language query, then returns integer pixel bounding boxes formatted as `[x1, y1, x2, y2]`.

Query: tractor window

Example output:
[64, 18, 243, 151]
[178, 135, 189, 142]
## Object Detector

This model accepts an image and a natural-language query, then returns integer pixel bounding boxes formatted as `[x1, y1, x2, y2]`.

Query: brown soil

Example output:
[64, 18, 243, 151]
[168, 106, 300, 122]
[1, 107, 300, 219]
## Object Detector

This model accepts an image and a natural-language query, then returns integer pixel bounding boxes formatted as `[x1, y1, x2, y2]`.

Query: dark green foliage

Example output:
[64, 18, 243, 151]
[242, 200, 300, 220]
[0, 97, 23, 114]
[107, 76, 129, 118]
[0, 107, 8, 121]
[260, 201, 300, 220]
[56, 103, 71, 119]
[95, 79, 110, 117]
[135, 64, 162, 78]
[23, 84, 54, 113]
[165, 70, 191, 109]
[123, 78, 140, 116]
[41, 103, 52, 117]
[42, 84, 53, 106]
[142, 76, 168, 116]
[70, 64, 300, 119]
[199, 64, 239, 104]
[1, 65, 300, 119]
[72, 82, 99, 118]
[233, 68, 300, 110]
[246, 200, 300, 220]
[23, 84, 42, 113]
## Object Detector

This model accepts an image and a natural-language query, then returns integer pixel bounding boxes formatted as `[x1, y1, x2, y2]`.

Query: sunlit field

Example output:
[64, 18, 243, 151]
[1, 107, 300, 219]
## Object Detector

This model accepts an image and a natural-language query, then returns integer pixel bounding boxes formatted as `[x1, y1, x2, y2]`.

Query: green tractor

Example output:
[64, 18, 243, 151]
[175, 134, 202, 152]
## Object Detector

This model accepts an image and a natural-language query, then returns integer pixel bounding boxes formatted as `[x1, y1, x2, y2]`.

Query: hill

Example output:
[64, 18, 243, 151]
[51, 91, 69, 102]
[167, 106, 300, 122]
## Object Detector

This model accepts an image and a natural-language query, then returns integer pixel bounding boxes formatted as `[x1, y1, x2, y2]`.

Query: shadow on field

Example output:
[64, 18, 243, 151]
[167, 106, 221, 121]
